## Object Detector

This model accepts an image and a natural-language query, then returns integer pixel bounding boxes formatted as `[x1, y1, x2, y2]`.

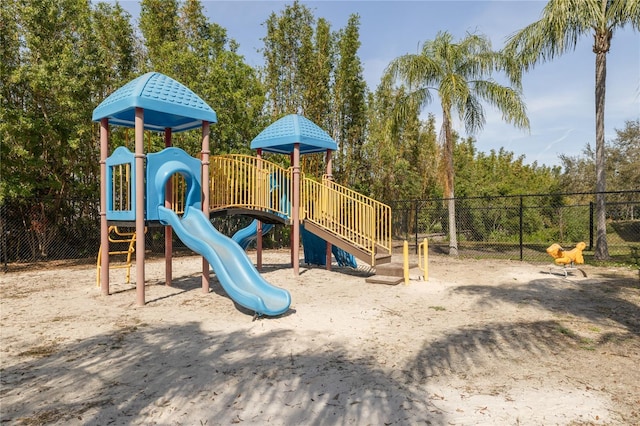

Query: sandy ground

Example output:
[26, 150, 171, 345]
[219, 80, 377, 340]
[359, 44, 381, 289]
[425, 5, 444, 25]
[1, 250, 639, 425]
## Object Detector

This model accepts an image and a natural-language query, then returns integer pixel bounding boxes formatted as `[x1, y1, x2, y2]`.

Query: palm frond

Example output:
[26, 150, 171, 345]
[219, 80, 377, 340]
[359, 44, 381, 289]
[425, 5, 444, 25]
[472, 80, 530, 131]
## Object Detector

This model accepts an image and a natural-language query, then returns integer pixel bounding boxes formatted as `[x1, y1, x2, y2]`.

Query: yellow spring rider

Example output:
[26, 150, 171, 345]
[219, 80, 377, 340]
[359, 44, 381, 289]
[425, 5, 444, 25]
[546, 241, 587, 277]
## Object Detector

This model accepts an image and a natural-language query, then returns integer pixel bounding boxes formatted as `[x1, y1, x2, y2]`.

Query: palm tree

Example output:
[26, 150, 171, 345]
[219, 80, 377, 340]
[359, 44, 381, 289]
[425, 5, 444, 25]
[504, 0, 640, 260]
[385, 31, 529, 255]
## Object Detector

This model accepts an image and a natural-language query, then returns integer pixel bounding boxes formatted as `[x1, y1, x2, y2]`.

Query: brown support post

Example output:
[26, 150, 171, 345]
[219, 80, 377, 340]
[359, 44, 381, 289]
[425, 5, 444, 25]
[164, 128, 173, 286]
[325, 149, 332, 270]
[100, 118, 110, 295]
[290, 153, 294, 268]
[201, 121, 211, 293]
[292, 143, 300, 275]
[135, 108, 145, 306]
[256, 148, 263, 271]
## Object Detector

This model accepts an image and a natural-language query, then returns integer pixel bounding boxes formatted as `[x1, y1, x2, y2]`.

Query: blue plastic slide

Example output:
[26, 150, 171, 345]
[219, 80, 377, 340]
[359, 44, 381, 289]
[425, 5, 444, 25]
[301, 224, 357, 268]
[232, 220, 274, 250]
[157, 205, 291, 316]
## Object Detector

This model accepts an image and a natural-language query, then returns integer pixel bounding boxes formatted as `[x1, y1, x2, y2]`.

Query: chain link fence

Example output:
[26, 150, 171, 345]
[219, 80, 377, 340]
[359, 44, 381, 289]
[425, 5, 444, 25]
[1, 190, 638, 272]
[0, 199, 291, 272]
[390, 190, 639, 264]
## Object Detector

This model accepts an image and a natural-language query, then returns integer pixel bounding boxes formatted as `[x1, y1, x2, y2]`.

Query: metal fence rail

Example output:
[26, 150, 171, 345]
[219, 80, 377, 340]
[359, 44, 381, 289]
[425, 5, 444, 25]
[1, 190, 638, 271]
[390, 190, 639, 263]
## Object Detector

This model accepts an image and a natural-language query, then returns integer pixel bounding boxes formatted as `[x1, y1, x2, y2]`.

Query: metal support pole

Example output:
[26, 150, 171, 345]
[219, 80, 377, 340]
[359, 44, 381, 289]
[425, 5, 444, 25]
[201, 121, 211, 294]
[519, 196, 524, 261]
[292, 143, 300, 275]
[134, 108, 145, 306]
[164, 128, 172, 287]
[256, 148, 263, 271]
[589, 201, 594, 251]
[414, 200, 419, 254]
[99, 118, 110, 296]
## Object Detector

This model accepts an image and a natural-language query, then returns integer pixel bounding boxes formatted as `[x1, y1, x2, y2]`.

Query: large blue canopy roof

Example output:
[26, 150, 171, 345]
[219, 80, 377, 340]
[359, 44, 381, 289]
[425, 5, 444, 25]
[251, 114, 337, 154]
[92, 72, 217, 132]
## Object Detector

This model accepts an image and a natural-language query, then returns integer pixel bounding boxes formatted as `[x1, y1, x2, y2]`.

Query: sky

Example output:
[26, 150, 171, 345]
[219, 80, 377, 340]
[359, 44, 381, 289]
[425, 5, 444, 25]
[118, 0, 640, 168]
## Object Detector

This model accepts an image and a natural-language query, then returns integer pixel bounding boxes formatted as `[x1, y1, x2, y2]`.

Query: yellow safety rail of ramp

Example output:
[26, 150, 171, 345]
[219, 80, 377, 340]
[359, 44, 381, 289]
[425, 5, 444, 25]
[302, 176, 392, 266]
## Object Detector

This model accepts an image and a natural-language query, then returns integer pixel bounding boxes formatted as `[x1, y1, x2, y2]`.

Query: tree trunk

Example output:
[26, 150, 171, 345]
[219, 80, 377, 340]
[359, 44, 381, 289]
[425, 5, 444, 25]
[593, 32, 610, 260]
[443, 111, 458, 256]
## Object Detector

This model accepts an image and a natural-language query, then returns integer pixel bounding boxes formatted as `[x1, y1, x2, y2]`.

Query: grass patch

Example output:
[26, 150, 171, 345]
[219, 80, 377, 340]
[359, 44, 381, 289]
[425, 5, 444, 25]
[555, 325, 578, 338]
[555, 326, 598, 350]
[17, 409, 65, 425]
[579, 337, 596, 351]
[17, 342, 59, 358]
[428, 305, 446, 311]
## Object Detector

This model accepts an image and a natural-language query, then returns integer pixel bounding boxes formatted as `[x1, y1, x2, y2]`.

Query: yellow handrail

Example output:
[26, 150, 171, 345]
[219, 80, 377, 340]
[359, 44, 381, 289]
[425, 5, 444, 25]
[172, 174, 187, 214]
[198, 154, 392, 266]
[209, 155, 291, 218]
[301, 175, 392, 265]
[111, 163, 132, 212]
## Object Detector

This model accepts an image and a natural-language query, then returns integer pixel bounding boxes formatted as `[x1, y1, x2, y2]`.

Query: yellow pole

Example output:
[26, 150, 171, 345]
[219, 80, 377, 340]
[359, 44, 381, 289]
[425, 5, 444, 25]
[403, 240, 409, 285]
[422, 238, 429, 281]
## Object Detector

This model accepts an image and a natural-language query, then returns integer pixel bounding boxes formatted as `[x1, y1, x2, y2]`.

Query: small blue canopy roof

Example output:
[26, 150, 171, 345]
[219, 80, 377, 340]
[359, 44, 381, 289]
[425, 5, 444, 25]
[92, 72, 217, 132]
[251, 114, 337, 154]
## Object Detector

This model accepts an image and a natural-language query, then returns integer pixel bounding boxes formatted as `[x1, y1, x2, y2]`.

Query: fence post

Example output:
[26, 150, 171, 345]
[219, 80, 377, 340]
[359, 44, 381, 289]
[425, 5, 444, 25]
[519, 196, 524, 261]
[589, 201, 594, 251]
[414, 200, 419, 254]
[403, 240, 409, 285]
[1, 205, 6, 273]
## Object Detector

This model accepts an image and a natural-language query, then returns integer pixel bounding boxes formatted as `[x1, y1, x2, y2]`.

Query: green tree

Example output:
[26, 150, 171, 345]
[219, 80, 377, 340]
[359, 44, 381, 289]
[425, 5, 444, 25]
[333, 14, 368, 189]
[560, 119, 640, 193]
[503, 0, 640, 260]
[262, 1, 315, 117]
[138, 0, 265, 155]
[92, 2, 139, 95]
[365, 80, 439, 203]
[0, 0, 23, 202]
[609, 119, 640, 191]
[1, 0, 139, 258]
[302, 17, 333, 129]
[261, 1, 370, 181]
[298, 17, 334, 176]
[452, 140, 562, 242]
[385, 31, 529, 255]
[456, 145, 561, 198]
[139, 0, 180, 72]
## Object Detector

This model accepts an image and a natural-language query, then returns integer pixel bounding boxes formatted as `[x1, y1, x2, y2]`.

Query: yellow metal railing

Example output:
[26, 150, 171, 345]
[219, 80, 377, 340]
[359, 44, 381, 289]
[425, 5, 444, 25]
[171, 174, 187, 214]
[167, 154, 392, 266]
[209, 155, 291, 218]
[301, 175, 392, 265]
[111, 163, 132, 212]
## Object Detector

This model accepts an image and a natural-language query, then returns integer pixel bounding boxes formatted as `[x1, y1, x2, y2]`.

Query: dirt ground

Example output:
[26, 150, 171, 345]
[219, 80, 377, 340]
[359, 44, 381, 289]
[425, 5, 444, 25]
[1, 250, 639, 425]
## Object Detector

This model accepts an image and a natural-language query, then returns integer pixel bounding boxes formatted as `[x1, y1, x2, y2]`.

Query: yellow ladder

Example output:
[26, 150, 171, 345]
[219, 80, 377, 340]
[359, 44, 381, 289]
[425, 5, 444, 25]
[96, 226, 138, 287]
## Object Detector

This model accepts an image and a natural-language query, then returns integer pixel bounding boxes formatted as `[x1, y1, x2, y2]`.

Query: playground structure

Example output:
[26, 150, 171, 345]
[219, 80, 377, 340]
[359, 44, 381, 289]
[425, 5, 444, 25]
[546, 242, 587, 277]
[92, 72, 392, 315]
